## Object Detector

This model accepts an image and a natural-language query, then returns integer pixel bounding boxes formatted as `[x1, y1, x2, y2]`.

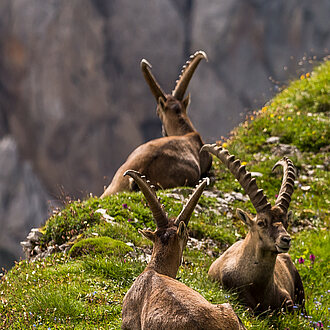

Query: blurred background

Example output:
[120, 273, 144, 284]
[0, 0, 329, 270]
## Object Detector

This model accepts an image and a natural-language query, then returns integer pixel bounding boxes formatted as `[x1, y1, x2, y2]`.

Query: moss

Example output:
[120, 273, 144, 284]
[69, 237, 133, 258]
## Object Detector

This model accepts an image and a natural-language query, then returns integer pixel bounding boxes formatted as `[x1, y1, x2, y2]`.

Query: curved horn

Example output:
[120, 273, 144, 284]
[272, 157, 296, 214]
[172, 51, 208, 101]
[124, 170, 168, 228]
[141, 59, 166, 101]
[175, 178, 209, 226]
[201, 144, 271, 213]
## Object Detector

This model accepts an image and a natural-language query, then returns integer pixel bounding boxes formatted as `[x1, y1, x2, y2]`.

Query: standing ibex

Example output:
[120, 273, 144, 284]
[101, 51, 212, 197]
[121, 170, 245, 330]
[201, 144, 305, 313]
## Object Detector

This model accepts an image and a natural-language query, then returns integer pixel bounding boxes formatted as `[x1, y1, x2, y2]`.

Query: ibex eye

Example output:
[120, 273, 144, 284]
[257, 221, 265, 227]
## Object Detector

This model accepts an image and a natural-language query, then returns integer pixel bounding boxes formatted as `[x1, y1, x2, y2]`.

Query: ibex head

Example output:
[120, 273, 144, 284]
[124, 170, 208, 277]
[201, 144, 296, 254]
[141, 51, 207, 136]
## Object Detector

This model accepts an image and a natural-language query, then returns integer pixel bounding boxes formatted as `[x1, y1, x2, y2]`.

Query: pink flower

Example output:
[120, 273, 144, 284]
[122, 203, 128, 209]
[309, 254, 316, 263]
[298, 257, 305, 264]
[127, 218, 133, 223]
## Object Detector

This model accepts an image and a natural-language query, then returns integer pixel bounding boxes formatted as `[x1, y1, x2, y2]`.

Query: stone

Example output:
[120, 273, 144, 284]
[266, 137, 280, 144]
[0, 136, 49, 269]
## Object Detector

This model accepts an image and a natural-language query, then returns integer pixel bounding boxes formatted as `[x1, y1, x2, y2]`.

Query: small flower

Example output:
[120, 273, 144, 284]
[300, 74, 305, 80]
[270, 113, 275, 118]
[261, 106, 268, 113]
[250, 116, 254, 121]
[275, 194, 278, 198]
[241, 161, 247, 166]
[287, 116, 292, 121]
[127, 218, 133, 223]
[309, 254, 316, 263]
[306, 72, 310, 78]
[317, 321, 323, 328]
[122, 203, 128, 209]
[298, 257, 305, 264]
[222, 142, 228, 148]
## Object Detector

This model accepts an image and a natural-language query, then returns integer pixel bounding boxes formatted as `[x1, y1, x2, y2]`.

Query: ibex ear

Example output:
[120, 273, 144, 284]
[182, 93, 190, 112]
[176, 221, 186, 239]
[236, 208, 254, 227]
[138, 229, 155, 242]
[158, 97, 166, 112]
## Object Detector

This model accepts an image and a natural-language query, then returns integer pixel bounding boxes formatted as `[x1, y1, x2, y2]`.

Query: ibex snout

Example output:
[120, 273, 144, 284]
[276, 234, 291, 253]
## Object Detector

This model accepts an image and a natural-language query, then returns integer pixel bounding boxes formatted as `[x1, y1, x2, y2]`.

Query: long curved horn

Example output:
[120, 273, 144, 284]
[124, 170, 168, 228]
[201, 144, 271, 213]
[172, 51, 208, 101]
[175, 178, 209, 226]
[272, 157, 296, 214]
[141, 59, 166, 101]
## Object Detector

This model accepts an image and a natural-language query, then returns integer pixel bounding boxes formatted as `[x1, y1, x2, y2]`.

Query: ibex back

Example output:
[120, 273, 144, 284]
[121, 171, 245, 330]
[202, 144, 305, 314]
[101, 52, 212, 197]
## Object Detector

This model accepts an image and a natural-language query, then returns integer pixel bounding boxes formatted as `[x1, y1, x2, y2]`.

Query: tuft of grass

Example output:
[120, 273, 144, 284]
[69, 237, 133, 258]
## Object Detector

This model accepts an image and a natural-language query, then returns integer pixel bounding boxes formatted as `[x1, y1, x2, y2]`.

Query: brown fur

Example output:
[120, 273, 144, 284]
[122, 218, 245, 329]
[208, 206, 305, 313]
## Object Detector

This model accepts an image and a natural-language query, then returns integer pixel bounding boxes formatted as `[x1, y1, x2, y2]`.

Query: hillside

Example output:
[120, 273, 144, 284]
[1, 60, 329, 329]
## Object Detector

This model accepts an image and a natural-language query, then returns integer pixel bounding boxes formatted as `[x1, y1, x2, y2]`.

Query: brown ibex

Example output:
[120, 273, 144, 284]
[201, 144, 305, 313]
[101, 51, 212, 197]
[121, 170, 245, 330]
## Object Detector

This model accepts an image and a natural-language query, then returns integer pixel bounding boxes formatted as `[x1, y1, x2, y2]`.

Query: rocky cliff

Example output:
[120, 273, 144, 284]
[0, 0, 329, 268]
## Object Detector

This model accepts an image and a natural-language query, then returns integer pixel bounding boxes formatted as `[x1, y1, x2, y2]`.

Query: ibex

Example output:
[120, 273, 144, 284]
[101, 51, 212, 197]
[121, 170, 245, 330]
[201, 144, 305, 314]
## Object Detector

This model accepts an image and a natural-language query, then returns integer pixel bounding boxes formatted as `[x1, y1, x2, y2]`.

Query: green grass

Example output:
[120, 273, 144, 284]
[0, 60, 329, 329]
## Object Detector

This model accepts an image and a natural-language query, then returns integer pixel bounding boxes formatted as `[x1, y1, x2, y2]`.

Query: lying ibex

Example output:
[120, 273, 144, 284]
[101, 51, 212, 197]
[121, 170, 245, 330]
[201, 144, 305, 313]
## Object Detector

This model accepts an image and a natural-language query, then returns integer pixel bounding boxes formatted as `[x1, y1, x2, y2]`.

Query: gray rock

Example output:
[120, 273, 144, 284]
[266, 137, 280, 144]
[26, 228, 44, 243]
[271, 144, 302, 158]
[251, 172, 263, 177]
[0, 136, 49, 269]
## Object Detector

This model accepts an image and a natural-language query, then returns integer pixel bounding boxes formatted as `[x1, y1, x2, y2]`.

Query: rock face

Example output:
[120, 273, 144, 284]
[0, 136, 49, 269]
[0, 0, 329, 267]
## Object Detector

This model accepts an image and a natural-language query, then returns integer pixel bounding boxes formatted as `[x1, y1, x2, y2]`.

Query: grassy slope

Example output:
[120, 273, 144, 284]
[1, 61, 329, 329]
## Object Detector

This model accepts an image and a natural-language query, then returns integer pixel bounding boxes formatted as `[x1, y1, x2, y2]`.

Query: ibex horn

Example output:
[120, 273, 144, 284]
[172, 51, 208, 101]
[141, 59, 166, 102]
[272, 157, 296, 214]
[124, 170, 168, 229]
[201, 144, 272, 213]
[175, 178, 209, 226]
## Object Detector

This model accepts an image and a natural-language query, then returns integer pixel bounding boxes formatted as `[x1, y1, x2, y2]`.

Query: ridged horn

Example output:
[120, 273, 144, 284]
[175, 178, 209, 226]
[141, 59, 166, 101]
[201, 144, 271, 213]
[172, 51, 208, 101]
[272, 157, 296, 214]
[124, 170, 168, 228]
